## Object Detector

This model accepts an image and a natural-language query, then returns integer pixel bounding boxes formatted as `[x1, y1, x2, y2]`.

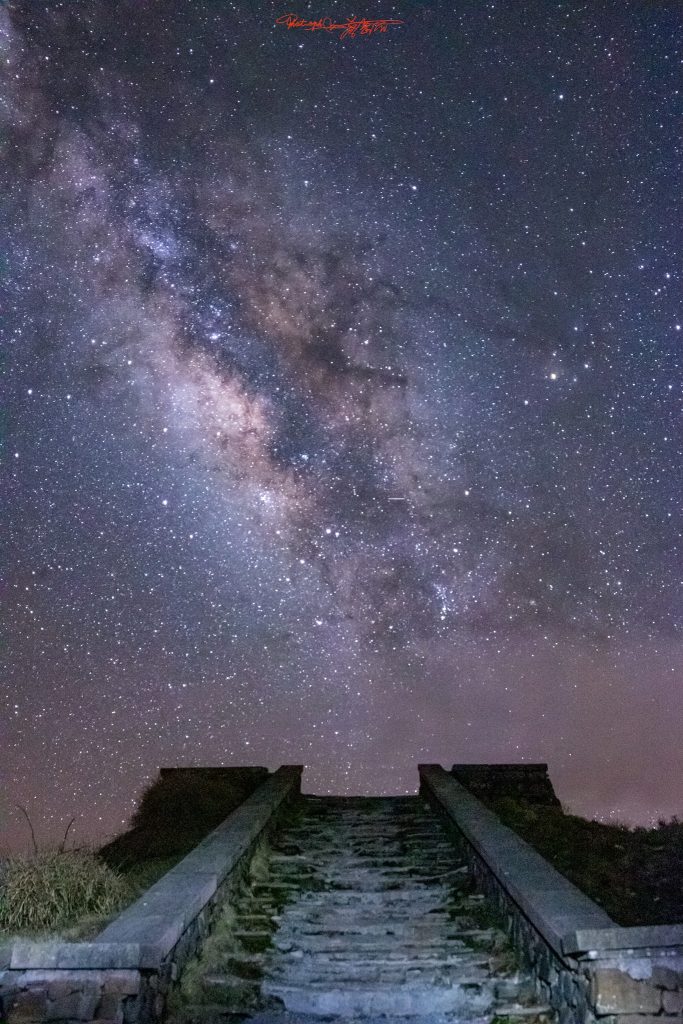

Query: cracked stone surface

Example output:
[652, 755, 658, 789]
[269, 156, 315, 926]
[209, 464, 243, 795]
[172, 796, 554, 1023]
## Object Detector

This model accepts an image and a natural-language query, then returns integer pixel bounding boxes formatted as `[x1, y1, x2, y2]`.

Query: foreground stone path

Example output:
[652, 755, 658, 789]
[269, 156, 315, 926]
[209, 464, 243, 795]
[174, 796, 553, 1024]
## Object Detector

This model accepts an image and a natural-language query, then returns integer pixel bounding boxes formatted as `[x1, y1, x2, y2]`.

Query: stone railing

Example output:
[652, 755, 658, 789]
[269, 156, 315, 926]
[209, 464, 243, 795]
[0, 765, 302, 1024]
[419, 764, 683, 1024]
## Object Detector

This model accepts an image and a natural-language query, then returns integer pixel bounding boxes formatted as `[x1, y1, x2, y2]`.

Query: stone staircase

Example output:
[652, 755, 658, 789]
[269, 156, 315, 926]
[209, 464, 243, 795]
[173, 795, 553, 1024]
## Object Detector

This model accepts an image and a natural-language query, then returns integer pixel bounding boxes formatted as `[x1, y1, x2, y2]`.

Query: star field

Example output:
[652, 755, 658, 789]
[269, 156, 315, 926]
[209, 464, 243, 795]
[1, 0, 682, 850]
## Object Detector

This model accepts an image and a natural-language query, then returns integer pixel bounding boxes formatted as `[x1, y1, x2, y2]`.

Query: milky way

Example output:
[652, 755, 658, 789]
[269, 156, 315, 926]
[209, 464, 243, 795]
[1, 0, 681, 849]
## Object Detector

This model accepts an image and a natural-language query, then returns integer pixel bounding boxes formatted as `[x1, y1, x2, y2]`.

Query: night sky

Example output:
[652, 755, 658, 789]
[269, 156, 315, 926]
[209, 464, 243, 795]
[1, 0, 682, 852]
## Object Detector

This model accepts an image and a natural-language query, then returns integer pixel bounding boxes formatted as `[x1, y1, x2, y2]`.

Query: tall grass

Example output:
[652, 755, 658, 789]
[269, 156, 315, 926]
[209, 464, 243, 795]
[0, 849, 132, 934]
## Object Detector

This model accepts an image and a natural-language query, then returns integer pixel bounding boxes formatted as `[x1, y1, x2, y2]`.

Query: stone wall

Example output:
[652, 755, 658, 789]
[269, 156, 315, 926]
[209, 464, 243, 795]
[0, 766, 302, 1024]
[420, 764, 683, 1024]
[450, 762, 561, 807]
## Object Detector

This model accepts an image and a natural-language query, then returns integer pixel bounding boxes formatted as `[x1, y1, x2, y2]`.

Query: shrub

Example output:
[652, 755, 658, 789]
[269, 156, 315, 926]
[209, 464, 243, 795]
[0, 849, 132, 933]
[485, 798, 683, 926]
[100, 767, 268, 868]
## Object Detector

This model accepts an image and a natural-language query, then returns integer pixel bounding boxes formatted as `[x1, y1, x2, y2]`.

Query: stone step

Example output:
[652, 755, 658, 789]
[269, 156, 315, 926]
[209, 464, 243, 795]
[251, 882, 325, 897]
[272, 924, 490, 945]
[292, 836, 452, 843]
[273, 947, 496, 966]
[261, 890, 450, 911]
[288, 804, 427, 811]
[273, 932, 495, 953]
[282, 840, 449, 849]
[253, 903, 467, 921]
[172, 1008, 554, 1024]
[301, 813, 432, 822]
[197, 974, 261, 1009]
[270, 918, 473, 938]
[272, 938, 480, 956]
[493, 1007, 555, 1022]
[242, 895, 483, 922]
[173, 1009, 551, 1024]
[230, 913, 277, 929]
[300, 820, 438, 827]
[232, 931, 274, 953]
[269, 853, 462, 869]
[268, 950, 501, 974]
[271, 918, 489, 938]
[271, 847, 459, 861]
[262, 978, 498, 1016]
[281, 876, 466, 893]
[263, 949, 496, 974]
[305, 862, 467, 877]
[168, 1003, 260, 1024]
[282, 827, 446, 839]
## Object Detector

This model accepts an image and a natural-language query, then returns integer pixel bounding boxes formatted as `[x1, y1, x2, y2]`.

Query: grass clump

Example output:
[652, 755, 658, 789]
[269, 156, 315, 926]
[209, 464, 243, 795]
[484, 797, 683, 926]
[0, 849, 132, 935]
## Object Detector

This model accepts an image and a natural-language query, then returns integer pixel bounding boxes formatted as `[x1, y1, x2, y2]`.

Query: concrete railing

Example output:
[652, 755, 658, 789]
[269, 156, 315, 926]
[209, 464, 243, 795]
[0, 765, 302, 1024]
[419, 764, 683, 1024]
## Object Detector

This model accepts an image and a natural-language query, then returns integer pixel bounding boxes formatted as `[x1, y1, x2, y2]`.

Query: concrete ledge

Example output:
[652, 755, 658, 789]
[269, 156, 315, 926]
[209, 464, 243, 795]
[564, 925, 683, 957]
[419, 763, 613, 959]
[10, 943, 148, 970]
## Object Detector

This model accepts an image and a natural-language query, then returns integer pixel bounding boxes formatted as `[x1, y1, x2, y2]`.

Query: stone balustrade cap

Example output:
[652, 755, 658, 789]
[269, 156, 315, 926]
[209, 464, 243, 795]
[8, 941, 162, 970]
[563, 925, 683, 957]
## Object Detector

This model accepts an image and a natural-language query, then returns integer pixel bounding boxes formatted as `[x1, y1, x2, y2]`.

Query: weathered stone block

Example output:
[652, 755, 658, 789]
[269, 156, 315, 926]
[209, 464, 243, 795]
[653, 965, 682, 991]
[589, 967, 662, 1014]
[45, 991, 81, 1019]
[560, 969, 576, 1004]
[7, 988, 48, 1022]
[663, 988, 683, 1013]
[46, 978, 83, 1000]
[121, 992, 142, 1023]
[617, 1018, 669, 1024]
[102, 973, 140, 996]
[47, 982, 100, 1020]
[558, 1003, 575, 1024]
[11, 945, 59, 970]
[538, 947, 553, 982]
[495, 977, 536, 1000]
[95, 992, 124, 1022]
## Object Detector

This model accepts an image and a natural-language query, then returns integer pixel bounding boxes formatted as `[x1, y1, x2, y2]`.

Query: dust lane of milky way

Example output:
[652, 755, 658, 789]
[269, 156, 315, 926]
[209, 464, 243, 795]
[0, 0, 681, 851]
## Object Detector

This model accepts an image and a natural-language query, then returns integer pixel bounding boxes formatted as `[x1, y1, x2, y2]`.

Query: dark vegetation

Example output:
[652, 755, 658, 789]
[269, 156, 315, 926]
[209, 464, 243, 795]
[99, 767, 268, 869]
[483, 796, 683, 926]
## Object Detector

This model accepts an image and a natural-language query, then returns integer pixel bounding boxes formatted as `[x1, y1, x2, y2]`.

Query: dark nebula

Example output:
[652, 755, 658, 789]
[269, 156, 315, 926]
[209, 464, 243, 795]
[1, 0, 681, 849]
